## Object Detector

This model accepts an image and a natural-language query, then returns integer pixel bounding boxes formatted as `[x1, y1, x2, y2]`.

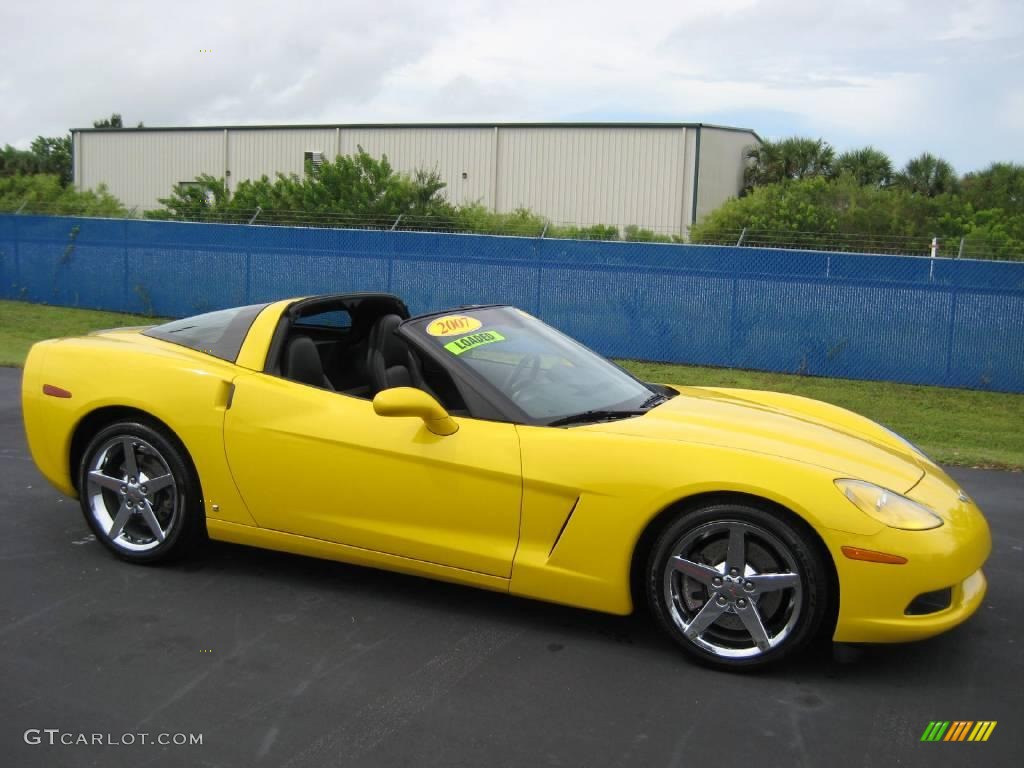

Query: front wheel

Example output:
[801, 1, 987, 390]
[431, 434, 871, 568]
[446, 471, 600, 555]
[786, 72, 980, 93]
[647, 502, 831, 670]
[78, 421, 204, 563]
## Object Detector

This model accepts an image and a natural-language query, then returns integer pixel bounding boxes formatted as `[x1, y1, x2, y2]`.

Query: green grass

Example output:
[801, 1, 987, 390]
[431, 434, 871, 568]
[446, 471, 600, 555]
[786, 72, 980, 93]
[2, 299, 1021, 469]
[0, 300, 161, 367]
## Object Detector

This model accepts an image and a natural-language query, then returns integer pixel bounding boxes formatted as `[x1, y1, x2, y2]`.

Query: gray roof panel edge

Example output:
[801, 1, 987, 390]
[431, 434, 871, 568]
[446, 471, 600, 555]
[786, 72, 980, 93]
[72, 121, 761, 139]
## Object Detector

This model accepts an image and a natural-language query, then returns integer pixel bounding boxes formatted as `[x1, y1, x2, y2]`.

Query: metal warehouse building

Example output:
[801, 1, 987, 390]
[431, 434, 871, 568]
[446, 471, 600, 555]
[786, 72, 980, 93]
[71, 122, 760, 234]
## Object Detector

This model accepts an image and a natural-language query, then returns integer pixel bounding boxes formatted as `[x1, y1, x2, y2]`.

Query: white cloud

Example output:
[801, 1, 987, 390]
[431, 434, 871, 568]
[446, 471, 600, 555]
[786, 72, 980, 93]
[1, 0, 1020, 170]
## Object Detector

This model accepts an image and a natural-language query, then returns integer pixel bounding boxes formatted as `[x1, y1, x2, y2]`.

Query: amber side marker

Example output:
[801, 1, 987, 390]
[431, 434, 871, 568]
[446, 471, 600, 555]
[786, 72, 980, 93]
[841, 546, 908, 564]
[42, 384, 72, 398]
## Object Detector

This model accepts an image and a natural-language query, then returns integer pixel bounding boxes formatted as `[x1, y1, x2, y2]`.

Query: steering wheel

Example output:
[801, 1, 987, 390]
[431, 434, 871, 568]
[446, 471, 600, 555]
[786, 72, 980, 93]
[505, 354, 541, 399]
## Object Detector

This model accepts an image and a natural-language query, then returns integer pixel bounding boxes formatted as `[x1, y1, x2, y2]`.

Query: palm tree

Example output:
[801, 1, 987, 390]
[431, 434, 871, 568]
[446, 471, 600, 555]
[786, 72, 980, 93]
[833, 147, 893, 187]
[893, 153, 959, 197]
[744, 137, 836, 191]
[961, 162, 1024, 213]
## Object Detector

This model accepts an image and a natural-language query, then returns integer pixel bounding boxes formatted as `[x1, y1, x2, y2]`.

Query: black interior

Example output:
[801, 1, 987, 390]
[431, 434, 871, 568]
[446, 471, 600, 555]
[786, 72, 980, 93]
[268, 294, 467, 414]
[366, 314, 436, 397]
[281, 335, 335, 391]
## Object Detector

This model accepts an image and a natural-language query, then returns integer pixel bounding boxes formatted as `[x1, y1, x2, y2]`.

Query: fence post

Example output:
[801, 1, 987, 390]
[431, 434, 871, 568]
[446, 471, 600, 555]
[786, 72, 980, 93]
[534, 239, 545, 317]
[244, 227, 252, 304]
[12, 215, 22, 297]
[728, 277, 740, 367]
[944, 288, 959, 385]
[122, 219, 130, 311]
[385, 233, 394, 293]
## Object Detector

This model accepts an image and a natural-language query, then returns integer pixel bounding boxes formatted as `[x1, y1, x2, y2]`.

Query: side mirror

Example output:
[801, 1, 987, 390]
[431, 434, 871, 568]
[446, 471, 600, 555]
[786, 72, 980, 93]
[372, 387, 459, 436]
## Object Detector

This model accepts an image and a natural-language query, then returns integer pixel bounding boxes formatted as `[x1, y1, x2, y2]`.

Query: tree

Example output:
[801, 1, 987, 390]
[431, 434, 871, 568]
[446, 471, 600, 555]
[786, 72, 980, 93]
[961, 162, 1024, 214]
[0, 137, 71, 184]
[744, 137, 835, 191]
[0, 173, 125, 216]
[29, 135, 72, 185]
[689, 175, 976, 251]
[1, 111, 143, 188]
[833, 147, 893, 188]
[893, 153, 958, 197]
[147, 148, 455, 224]
[147, 174, 231, 221]
[93, 113, 123, 128]
[693, 177, 841, 243]
[0, 144, 41, 177]
[91, 113, 143, 128]
[300, 148, 447, 217]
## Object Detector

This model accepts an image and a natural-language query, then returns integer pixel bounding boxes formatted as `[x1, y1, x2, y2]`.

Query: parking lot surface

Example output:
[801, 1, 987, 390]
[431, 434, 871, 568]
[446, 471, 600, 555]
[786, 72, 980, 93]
[1, 366, 1021, 767]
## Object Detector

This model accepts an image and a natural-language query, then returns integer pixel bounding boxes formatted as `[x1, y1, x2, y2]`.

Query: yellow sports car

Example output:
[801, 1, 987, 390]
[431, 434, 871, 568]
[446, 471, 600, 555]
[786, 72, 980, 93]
[21, 293, 990, 670]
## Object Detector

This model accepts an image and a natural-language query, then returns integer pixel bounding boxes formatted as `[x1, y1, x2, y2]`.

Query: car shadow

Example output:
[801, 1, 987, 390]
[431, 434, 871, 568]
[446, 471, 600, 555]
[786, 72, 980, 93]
[171, 537, 972, 683]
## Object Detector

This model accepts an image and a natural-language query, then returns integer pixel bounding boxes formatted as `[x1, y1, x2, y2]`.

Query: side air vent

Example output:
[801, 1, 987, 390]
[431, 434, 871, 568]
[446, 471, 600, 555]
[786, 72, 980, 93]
[548, 496, 580, 558]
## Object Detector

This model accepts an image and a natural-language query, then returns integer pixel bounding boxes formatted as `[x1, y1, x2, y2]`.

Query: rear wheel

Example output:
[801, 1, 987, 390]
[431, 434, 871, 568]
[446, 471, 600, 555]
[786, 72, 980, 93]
[647, 502, 829, 670]
[78, 421, 203, 563]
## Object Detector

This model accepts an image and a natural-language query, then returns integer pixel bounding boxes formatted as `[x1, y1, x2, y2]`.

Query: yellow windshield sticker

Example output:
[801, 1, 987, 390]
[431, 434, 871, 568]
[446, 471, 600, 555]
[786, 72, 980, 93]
[444, 331, 506, 355]
[426, 314, 482, 337]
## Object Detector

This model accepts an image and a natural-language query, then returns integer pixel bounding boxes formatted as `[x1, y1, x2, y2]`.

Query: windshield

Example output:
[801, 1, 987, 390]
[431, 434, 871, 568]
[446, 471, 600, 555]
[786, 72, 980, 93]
[406, 307, 657, 422]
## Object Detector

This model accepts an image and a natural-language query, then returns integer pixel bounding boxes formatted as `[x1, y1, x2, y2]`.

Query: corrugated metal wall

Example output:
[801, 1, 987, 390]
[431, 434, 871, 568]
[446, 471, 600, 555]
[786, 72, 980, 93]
[75, 125, 756, 231]
[496, 127, 688, 230]
[78, 131, 225, 213]
[695, 128, 756, 224]
[228, 128, 336, 185]
[339, 127, 496, 208]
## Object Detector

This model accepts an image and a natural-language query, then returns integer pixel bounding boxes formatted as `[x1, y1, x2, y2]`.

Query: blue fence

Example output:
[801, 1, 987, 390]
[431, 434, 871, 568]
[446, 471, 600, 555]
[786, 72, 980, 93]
[2, 214, 1023, 392]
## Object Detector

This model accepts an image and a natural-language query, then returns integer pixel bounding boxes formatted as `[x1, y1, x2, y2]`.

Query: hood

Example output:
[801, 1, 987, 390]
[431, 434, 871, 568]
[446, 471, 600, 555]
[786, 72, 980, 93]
[583, 386, 926, 493]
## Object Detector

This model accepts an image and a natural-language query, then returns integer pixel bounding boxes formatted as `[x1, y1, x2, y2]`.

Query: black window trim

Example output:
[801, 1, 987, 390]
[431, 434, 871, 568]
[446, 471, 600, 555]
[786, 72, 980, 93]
[142, 302, 271, 363]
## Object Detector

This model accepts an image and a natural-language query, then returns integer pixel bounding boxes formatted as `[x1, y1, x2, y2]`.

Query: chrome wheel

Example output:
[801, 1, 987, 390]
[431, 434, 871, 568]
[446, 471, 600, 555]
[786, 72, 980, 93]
[85, 435, 179, 553]
[663, 520, 803, 659]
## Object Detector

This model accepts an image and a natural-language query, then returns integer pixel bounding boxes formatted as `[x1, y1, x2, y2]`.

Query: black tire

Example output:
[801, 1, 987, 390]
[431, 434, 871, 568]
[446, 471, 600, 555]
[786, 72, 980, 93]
[646, 501, 830, 671]
[77, 420, 204, 563]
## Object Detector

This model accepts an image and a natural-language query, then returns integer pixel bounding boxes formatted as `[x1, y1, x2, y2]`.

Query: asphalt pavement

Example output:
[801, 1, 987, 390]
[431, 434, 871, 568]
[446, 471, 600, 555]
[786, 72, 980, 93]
[0, 366, 1021, 768]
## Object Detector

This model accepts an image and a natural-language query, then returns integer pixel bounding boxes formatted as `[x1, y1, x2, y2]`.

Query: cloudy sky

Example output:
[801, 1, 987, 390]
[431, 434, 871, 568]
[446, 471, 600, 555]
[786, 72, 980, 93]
[2, 0, 1021, 172]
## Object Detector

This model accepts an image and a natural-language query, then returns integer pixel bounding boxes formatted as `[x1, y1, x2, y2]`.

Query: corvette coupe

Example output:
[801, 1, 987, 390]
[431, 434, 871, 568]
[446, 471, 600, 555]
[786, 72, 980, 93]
[22, 293, 990, 669]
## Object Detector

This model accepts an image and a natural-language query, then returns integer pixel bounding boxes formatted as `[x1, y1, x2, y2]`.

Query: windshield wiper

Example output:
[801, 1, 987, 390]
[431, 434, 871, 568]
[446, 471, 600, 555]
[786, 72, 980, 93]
[546, 409, 647, 427]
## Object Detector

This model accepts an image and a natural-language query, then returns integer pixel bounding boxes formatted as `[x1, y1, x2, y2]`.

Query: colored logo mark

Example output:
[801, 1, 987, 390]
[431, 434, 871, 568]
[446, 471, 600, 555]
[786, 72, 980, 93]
[920, 721, 997, 742]
[427, 314, 482, 337]
[444, 331, 505, 356]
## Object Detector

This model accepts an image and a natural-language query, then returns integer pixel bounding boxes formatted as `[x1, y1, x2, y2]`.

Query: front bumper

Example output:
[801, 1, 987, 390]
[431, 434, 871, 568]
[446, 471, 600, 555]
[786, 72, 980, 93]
[830, 468, 991, 644]
[834, 567, 987, 643]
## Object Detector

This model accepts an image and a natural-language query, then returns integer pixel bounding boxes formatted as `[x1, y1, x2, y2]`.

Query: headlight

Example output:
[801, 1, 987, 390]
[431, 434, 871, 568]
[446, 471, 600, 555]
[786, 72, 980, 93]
[835, 479, 943, 530]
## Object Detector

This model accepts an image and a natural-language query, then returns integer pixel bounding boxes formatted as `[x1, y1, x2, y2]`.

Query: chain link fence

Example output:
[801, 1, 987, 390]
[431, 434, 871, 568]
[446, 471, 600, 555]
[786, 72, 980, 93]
[1, 213, 1022, 391]
[693, 228, 1012, 261]
[1, 202, 1020, 260]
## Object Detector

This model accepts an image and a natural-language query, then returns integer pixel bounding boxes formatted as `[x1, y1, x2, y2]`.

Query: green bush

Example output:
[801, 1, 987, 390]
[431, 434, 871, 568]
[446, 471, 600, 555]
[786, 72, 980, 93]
[690, 174, 1023, 259]
[0, 174, 126, 217]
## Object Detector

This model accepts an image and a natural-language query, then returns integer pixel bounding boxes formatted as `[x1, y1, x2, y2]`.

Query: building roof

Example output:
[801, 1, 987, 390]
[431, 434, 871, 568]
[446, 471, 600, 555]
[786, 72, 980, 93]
[72, 121, 762, 141]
